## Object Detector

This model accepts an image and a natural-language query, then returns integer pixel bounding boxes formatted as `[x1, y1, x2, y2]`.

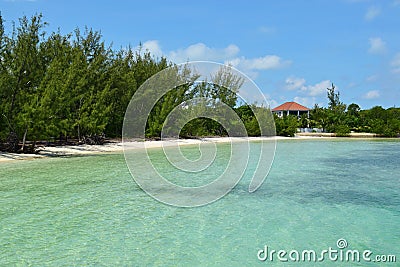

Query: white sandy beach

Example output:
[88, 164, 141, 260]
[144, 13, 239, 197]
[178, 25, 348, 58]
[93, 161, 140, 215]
[0, 136, 285, 162]
[0, 134, 385, 162]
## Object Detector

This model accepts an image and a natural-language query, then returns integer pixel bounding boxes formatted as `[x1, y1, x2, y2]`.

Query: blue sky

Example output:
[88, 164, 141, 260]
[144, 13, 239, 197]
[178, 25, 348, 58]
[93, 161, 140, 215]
[1, 0, 400, 109]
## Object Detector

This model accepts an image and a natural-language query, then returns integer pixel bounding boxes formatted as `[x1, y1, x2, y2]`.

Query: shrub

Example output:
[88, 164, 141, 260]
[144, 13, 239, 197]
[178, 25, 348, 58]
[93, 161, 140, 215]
[335, 124, 350, 137]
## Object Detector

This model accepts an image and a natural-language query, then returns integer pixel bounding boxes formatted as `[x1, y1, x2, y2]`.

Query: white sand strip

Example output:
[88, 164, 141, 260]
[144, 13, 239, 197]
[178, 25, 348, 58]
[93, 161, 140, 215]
[0, 134, 388, 162]
[0, 137, 281, 162]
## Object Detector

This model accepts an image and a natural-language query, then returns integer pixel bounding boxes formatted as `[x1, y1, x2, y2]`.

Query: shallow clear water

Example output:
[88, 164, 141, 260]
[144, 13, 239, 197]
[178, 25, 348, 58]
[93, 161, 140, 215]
[1, 139, 399, 266]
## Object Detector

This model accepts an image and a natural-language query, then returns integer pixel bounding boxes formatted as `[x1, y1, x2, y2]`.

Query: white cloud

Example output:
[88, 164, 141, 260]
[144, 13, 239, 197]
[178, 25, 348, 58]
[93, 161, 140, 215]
[139, 40, 163, 58]
[368, 37, 386, 54]
[285, 76, 306, 90]
[167, 43, 291, 72]
[283, 77, 332, 97]
[293, 96, 316, 109]
[363, 90, 380, 99]
[391, 53, 400, 73]
[228, 55, 291, 71]
[168, 43, 240, 63]
[365, 6, 381, 21]
[134, 41, 291, 79]
[301, 80, 332, 97]
[393, 0, 400, 6]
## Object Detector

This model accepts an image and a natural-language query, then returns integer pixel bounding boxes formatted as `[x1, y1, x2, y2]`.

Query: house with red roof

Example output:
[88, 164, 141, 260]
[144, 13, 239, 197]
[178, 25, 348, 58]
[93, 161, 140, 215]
[272, 101, 310, 118]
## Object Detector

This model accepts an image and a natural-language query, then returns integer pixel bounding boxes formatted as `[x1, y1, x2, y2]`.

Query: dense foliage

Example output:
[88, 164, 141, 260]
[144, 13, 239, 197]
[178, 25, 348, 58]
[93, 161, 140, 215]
[0, 15, 398, 152]
[0, 14, 177, 152]
[277, 84, 400, 137]
[0, 14, 275, 152]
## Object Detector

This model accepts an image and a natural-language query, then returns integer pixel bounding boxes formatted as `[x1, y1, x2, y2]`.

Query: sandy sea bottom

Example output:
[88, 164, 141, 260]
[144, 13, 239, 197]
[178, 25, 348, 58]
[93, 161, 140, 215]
[0, 139, 399, 266]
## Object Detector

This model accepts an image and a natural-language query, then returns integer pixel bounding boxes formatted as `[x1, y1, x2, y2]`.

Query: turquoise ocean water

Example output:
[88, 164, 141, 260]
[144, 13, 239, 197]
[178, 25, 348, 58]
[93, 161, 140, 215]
[0, 139, 399, 266]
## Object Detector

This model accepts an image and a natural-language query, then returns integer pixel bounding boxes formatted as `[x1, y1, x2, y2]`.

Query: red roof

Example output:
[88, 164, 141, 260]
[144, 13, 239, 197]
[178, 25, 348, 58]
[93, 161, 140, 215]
[272, 101, 310, 111]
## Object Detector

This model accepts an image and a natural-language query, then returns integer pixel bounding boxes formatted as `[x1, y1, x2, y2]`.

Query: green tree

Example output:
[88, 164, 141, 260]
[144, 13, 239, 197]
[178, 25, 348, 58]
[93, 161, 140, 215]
[0, 13, 12, 143]
[310, 104, 328, 131]
[345, 103, 361, 130]
[210, 65, 244, 108]
[327, 83, 340, 110]
[236, 104, 260, 136]
[326, 83, 346, 133]
[146, 64, 197, 138]
[103, 49, 137, 137]
[347, 103, 360, 116]
[274, 114, 298, 137]
[36, 32, 75, 142]
[0, 14, 47, 151]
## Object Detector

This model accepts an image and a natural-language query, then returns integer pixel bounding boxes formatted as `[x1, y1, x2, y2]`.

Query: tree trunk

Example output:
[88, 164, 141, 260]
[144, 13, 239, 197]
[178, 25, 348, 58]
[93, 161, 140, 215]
[20, 127, 28, 152]
[78, 124, 81, 142]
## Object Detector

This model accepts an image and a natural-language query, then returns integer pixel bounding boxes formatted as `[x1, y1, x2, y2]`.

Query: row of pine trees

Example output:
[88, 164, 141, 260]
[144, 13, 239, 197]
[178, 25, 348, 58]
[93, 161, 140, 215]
[0, 14, 271, 152]
[1, 14, 399, 152]
[0, 14, 173, 151]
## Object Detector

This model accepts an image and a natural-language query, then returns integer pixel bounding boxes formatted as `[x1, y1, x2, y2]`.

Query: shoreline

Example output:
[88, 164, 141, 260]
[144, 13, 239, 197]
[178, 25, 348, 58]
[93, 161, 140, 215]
[0, 135, 397, 162]
[295, 132, 383, 138]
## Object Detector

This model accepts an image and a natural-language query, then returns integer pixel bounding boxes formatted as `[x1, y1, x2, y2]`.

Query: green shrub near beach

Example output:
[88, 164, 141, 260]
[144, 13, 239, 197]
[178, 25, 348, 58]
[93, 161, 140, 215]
[334, 125, 350, 137]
